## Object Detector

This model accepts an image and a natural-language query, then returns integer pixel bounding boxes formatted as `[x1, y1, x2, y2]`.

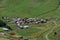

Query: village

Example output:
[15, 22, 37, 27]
[0, 16, 57, 40]
[0, 16, 59, 40]
[0, 16, 52, 40]
[1, 17, 49, 30]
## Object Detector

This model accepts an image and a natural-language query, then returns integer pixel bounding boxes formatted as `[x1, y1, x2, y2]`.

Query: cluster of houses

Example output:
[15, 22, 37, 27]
[0, 17, 51, 40]
[2, 17, 49, 29]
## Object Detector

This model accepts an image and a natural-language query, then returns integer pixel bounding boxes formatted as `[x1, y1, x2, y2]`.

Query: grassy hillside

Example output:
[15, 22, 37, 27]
[0, 0, 60, 40]
[48, 26, 60, 40]
[0, 0, 59, 18]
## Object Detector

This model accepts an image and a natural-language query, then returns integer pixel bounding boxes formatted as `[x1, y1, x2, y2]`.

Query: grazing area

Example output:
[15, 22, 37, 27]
[0, 0, 60, 40]
[48, 26, 60, 40]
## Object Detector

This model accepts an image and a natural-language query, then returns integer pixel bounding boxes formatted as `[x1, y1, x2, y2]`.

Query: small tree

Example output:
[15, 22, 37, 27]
[0, 20, 6, 27]
[54, 32, 57, 36]
[0, 20, 12, 30]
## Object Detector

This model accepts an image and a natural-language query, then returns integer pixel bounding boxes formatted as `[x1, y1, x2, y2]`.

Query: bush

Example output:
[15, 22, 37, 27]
[0, 20, 6, 27]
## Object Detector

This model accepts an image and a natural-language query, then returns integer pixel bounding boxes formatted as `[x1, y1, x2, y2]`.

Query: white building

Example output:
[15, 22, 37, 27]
[23, 25, 29, 29]
[2, 28, 9, 31]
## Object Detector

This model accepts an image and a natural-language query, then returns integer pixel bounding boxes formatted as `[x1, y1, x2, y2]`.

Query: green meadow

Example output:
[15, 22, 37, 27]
[0, 0, 60, 40]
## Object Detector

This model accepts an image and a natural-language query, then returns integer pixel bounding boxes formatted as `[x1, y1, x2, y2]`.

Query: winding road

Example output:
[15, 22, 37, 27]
[45, 21, 57, 40]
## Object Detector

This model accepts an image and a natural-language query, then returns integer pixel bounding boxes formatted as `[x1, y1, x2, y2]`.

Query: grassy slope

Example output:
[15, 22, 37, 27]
[48, 26, 60, 40]
[0, 0, 59, 18]
[48, 21, 60, 40]
[0, 0, 60, 40]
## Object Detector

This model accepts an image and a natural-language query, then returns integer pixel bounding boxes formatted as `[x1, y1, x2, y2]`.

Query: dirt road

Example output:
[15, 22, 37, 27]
[45, 21, 57, 40]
